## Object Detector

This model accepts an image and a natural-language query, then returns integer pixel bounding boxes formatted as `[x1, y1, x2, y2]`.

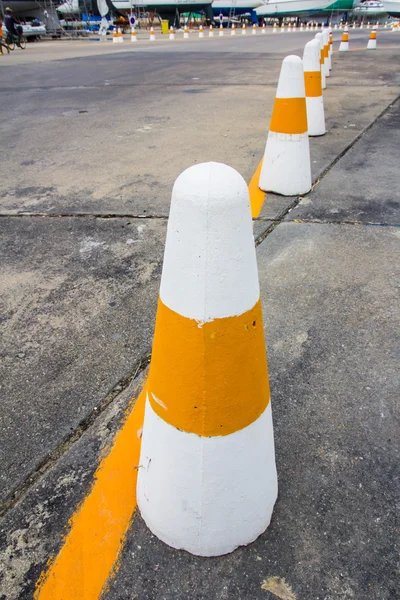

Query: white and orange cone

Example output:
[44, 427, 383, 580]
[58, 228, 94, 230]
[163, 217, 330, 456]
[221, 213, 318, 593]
[131, 28, 137, 42]
[219, 23, 224, 36]
[231, 23, 236, 35]
[118, 27, 123, 43]
[252, 23, 257, 34]
[339, 30, 349, 51]
[112, 27, 118, 43]
[183, 24, 189, 39]
[259, 55, 311, 195]
[334, 23, 338, 30]
[264, 23, 268, 34]
[280, 23, 285, 33]
[344, 24, 349, 32]
[329, 28, 333, 71]
[293, 23, 297, 32]
[300, 23, 304, 31]
[137, 162, 278, 557]
[367, 21, 370, 28]
[315, 32, 326, 89]
[288, 23, 292, 32]
[367, 29, 377, 48]
[242, 22, 246, 34]
[303, 38, 326, 136]
[306, 23, 310, 31]
[360, 21, 364, 29]
[199, 24, 204, 38]
[209, 24, 214, 36]
[149, 26, 156, 41]
[323, 28, 330, 76]
[352, 21, 356, 29]
[169, 26, 175, 40]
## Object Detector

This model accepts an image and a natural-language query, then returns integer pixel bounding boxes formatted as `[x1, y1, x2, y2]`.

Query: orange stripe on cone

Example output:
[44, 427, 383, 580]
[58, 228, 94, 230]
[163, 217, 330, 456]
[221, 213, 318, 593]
[269, 97, 308, 134]
[304, 71, 322, 97]
[147, 297, 270, 437]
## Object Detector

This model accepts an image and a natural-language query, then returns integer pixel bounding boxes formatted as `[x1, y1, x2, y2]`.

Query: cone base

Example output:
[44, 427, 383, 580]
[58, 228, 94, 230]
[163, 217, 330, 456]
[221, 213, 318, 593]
[259, 131, 312, 196]
[137, 399, 278, 557]
[306, 96, 326, 137]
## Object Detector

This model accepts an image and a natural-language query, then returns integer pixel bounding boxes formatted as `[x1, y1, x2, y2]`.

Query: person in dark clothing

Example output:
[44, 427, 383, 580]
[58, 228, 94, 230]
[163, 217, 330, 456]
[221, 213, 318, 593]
[4, 8, 23, 42]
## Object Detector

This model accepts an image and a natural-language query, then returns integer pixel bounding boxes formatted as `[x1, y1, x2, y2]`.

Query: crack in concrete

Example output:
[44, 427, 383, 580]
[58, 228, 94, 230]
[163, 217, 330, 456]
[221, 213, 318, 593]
[0, 353, 151, 519]
[0, 212, 168, 219]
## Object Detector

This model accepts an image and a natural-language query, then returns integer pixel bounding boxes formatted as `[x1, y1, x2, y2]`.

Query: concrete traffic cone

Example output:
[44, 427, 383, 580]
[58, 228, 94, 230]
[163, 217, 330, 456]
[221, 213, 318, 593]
[300, 23, 304, 31]
[367, 29, 377, 48]
[352, 21, 356, 29]
[169, 27, 175, 40]
[259, 55, 311, 195]
[323, 28, 330, 77]
[264, 23, 268, 34]
[339, 22, 343, 29]
[112, 27, 118, 43]
[293, 23, 297, 31]
[367, 21, 370, 28]
[344, 24, 349, 32]
[219, 23, 224, 36]
[306, 23, 310, 31]
[242, 23, 246, 34]
[183, 25, 189, 39]
[360, 21, 364, 29]
[334, 23, 338, 29]
[137, 161, 278, 557]
[315, 32, 326, 89]
[339, 30, 349, 51]
[252, 23, 257, 34]
[329, 29, 333, 70]
[288, 23, 292, 32]
[231, 23, 236, 35]
[118, 27, 123, 43]
[149, 26, 155, 41]
[280, 23, 285, 33]
[131, 28, 137, 42]
[209, 24, 214, 36]
[199, 24, 204, 38]
[303, 38, 326, 136]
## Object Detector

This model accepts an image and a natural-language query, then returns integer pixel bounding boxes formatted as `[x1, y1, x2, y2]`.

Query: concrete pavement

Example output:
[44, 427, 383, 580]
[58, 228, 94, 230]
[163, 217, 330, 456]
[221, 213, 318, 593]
[0, 30, 399, 600]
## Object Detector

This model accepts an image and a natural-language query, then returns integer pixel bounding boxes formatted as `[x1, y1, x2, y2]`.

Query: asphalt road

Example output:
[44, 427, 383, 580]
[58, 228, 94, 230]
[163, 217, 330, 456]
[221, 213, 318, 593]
[0, 30, 399, 600]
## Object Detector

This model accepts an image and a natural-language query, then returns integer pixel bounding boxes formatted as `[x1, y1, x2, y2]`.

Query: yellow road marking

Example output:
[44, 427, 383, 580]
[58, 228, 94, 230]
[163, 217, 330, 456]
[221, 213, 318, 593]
[249, 158, 266, 218]
[35, 386, 146, 600]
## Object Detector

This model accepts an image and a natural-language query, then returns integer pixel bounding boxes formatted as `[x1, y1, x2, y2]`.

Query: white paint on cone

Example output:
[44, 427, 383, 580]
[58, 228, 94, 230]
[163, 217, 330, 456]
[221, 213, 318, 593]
[138, 399, 277, 556]
[303, 39, 326, 137]
[315, 33, 326, 89]
[160, 163, 259, 321]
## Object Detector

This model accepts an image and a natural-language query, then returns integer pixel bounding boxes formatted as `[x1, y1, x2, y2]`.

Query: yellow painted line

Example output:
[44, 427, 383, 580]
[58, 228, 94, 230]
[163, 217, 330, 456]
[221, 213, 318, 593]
[248, 158, 266, 218]
[35, 386, 146, 600]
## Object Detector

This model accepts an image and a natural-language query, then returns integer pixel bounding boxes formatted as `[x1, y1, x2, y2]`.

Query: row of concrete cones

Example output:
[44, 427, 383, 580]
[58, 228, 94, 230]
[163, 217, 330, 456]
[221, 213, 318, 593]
[134, 25, 381, 557]
[111, 23, 389, 43]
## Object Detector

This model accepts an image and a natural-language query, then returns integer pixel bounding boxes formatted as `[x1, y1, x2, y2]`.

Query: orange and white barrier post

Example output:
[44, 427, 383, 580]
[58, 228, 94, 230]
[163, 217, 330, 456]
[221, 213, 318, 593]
[334, 23, 338, 30]
[209, 24, 214, 36]
[131, 28, 137, 42]
[183, 24, 189, 39]
[339, 30, 349, 51]
[169, 26, 175, 40]
[300, 23, 304, 31]
[303, 39, 326, 136]
[118, 27, 123, 43]
[252, 23, 257, 34]
[231, 23, 236, 35]
[367, 21, 370, 29]
[323, 28, 330, 77]
[315, 32, 326, 89]
[137, 162, 278, 556]
[259, 55, 311, 195]
[367, 29, 377, 48]
[280, 23, 285, 33]
[360, 21, 364, 29]
[352, 21, 356, 29]
[149, 26, 156, 41]
[219, 23, 224, 36]
[288, 23, 292, 32]
[242, 22, 246, 34]
[112, 27, 118, 43]
[329, 28, 333, 71]
[199, 24, 204, 38]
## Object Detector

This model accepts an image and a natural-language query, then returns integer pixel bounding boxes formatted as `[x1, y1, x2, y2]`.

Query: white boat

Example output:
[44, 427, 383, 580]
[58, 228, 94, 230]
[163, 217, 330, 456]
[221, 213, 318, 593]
[381, 0, 400, 14]
[3, 20, 47, 36]
[352, 0, 387, 15]
[57, 0, 213, 15]
[256, 0, 332, 17]
[211, 0, 263, 18]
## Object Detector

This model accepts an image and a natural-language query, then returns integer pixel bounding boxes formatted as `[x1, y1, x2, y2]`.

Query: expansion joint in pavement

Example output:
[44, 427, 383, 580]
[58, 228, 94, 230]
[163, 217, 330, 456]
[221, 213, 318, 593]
[0, 353, 151, 519]
[0, 212, 168, 219]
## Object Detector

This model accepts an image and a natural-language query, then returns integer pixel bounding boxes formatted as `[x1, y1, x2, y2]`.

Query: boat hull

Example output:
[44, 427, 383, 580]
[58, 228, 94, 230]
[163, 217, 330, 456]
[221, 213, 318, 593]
[381, 0, 400, 15]
[256, 0, 333, 17]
